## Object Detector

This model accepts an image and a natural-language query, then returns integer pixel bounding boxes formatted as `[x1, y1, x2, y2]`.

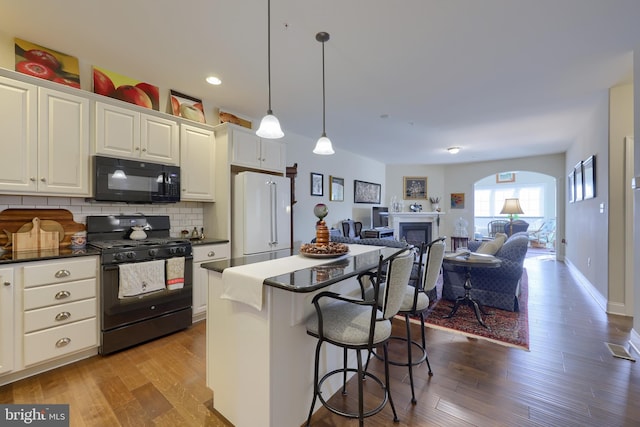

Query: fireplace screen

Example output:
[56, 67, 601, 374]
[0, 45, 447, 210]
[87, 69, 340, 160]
[399, 222, 432, 246]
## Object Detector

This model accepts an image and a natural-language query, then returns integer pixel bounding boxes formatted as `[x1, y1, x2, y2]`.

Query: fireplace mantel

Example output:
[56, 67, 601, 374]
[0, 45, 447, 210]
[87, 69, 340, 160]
[389, 212, 444, 239]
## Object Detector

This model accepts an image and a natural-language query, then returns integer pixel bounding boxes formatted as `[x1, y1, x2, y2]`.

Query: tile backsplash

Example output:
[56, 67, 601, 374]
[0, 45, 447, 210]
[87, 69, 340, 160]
[0, 195, 205, 238]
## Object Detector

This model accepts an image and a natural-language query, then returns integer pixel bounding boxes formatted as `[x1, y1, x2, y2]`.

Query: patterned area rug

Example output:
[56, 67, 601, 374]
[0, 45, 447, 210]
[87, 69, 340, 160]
[413, 269, 529, 351]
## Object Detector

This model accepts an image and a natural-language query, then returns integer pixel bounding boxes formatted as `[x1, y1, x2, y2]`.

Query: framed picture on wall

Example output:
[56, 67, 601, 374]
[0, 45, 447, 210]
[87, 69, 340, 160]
[568, 170, 575, 203]
[496, 172, 515, 183]
[451, 193, 465, 209]
[583, 155, 596, 200]
[329, 176, 344, 201]
[310, 172, 323, 196]
[403, 176, 428, 199]
[354, 180, 381, 204]
[574, 161, 583, 202]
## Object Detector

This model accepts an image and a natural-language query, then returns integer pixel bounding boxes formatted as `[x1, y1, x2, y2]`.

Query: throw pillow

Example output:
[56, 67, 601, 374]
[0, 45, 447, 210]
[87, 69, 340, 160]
[476, 233, 507, 255]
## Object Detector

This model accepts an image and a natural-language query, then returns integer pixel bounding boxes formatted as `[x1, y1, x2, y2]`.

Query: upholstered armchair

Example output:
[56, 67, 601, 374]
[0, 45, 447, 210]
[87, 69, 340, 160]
[442, 232, 529, 311]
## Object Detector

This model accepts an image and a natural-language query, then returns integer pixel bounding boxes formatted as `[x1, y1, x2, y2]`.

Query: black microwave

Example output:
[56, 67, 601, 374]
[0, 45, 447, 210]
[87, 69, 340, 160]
[93, 156, 181, 203]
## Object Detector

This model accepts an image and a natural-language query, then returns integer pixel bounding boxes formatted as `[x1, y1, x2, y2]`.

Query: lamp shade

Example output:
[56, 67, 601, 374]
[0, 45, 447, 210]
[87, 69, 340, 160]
[313, 135, 334, 155]
[256, 113, 284, 139]
[500, 198, 524, 215]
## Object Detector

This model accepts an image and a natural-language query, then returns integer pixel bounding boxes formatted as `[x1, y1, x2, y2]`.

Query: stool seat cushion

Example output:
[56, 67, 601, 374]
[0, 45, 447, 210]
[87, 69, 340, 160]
[365, 285, 429, 313]
[306, 301, 391, 346]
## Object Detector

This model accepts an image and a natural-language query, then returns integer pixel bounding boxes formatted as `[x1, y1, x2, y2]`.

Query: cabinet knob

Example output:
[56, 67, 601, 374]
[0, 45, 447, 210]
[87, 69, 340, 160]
[55, 269, 71, 278]
[55, 337, 71, 348]
[40, 177, 46, 182]
[3, 281, 10, 286]
[30, 177, 36, 182]
[55, 311, 71, 321]
[142, 148, 147, 152]
[54, 290, 71, 300]
[208, 251, 215, 257]
[135, 147, 140, 151]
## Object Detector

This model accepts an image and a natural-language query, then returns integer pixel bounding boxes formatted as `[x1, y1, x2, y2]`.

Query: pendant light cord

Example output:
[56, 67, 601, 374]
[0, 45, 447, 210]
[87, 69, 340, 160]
[266, 0, 272, 113]
[321, 37, 326, 135]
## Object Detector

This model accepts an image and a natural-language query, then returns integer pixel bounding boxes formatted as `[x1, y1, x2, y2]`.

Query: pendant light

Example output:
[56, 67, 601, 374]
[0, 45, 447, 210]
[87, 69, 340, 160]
[313, 32, 335, 155]
[256, 0, 284, 139]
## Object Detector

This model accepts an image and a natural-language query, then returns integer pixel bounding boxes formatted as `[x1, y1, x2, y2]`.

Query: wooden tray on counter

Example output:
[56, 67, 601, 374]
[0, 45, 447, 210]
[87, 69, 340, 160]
[0, 209, 85, 249]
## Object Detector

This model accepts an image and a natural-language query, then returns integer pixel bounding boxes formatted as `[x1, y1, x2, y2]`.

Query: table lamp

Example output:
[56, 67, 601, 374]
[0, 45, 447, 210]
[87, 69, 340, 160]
[500, 198, 524, 236]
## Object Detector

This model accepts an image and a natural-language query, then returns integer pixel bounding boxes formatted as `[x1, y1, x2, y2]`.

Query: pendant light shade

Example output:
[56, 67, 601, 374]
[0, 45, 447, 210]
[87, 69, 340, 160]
[256, 0, 284, 139]
[313, 31, 334, 155]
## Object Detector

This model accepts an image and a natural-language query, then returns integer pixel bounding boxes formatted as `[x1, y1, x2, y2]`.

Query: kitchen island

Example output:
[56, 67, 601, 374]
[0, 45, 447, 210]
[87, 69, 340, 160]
[202, 244, 407, 427]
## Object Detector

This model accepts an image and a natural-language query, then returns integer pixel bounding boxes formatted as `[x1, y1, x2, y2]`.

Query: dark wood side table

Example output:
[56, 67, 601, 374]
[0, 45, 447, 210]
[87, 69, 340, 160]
[362, 228, 394, 239]
[442, 254, 502, 327]
[450, 236, 469, 251]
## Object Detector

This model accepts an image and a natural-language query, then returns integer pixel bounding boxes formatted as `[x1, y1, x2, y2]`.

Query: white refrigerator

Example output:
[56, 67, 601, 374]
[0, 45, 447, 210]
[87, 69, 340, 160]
[232, 171, 291, 257]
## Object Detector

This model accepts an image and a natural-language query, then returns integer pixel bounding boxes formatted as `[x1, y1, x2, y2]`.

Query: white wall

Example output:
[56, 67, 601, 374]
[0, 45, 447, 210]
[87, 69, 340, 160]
[565, 91, 610, 302]
[284, 131, 386, 246]
[609, 84, 634, 314]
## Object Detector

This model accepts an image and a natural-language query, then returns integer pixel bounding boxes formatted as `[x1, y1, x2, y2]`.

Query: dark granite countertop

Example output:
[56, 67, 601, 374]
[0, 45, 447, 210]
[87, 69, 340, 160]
[201, 246, 407, 293]
[189, 238, 229, 246]
[0, 247, 101, 264]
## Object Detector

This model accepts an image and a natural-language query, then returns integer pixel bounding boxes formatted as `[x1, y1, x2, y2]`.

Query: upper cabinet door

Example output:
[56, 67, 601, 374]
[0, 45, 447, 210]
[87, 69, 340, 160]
[0, 77, 38, 193]
[140, 114, 179, 165]
[259, 139, 286, 173]
[95, 102, 139, 159]
[38, 87, 90, 195]
[231, 127, 262, 169]
[180, 124, 215, 201]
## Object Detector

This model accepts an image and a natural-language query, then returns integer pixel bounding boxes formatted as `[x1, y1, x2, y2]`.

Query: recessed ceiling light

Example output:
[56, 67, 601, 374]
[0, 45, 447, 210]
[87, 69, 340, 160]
[447, 146, 460, 154]
[206, 76, 222, 85]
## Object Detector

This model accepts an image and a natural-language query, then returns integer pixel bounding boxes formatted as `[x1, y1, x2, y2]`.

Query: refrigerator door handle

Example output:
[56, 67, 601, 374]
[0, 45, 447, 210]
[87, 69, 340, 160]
[269, 180, 278, 245]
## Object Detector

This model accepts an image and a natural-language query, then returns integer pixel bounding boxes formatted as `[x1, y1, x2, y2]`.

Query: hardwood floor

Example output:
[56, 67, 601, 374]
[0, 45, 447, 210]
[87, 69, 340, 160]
[2, 255, 639, 426]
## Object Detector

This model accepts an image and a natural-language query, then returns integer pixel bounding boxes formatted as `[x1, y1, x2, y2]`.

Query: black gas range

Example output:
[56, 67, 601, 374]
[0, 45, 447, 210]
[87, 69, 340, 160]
[86, 215, 193, 355]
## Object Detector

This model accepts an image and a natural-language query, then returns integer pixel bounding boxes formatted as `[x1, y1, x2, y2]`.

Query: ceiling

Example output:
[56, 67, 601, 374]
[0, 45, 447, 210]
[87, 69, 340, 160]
[2, 0, 639, 165]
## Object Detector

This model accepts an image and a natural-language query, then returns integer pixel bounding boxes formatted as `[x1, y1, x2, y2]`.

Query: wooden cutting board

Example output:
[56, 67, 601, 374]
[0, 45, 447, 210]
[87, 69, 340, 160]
[12, 217, 59, 252]
[0, 209, 85, 249]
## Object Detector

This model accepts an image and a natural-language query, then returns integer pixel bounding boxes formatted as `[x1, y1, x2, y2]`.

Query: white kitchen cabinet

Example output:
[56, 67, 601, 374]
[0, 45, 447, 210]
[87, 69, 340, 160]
[21, 257, 98, 367]
[0, 268, 14, 375]
[229, 124, 286, 173]
[192, 243, 229, 322]
[180, 123, 216, 201]
[95, 101, 179, 165]
[0, 77, 90, 196]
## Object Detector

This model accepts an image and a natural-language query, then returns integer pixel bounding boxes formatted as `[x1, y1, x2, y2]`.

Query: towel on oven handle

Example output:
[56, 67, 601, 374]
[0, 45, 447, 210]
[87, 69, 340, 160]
[166, 256, 185, 290]
[118, 259, 166, 299]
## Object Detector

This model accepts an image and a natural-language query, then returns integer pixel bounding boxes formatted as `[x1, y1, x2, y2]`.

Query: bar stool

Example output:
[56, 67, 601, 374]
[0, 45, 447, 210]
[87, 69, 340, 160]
[393, 237, 446, 403]
[363, 237, 446, 403]
[305, 250, 414, 426]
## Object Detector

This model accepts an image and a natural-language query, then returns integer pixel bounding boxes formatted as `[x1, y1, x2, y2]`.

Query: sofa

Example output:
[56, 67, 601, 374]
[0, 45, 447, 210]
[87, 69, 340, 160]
[441, 232, 529, 311]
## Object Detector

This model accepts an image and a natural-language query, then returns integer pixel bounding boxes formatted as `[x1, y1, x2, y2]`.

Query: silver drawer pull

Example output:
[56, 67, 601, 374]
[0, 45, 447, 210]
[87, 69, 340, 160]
[55, 270, 71, 278]
[55, 312, 71, 321]
[55, 337, 71, 348]
[54, 290, 71, 300]
[208, 251, 215, 257]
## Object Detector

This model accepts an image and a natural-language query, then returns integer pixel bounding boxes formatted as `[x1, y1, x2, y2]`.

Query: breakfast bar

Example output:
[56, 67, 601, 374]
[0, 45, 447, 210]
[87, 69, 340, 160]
[202, 244, 406, 427]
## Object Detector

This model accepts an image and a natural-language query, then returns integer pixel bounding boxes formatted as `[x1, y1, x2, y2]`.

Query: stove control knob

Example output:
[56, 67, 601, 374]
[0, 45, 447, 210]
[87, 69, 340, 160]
[114, 253, 125, 261]
[149, 248, 159, 257]
[177, 246, 186, 254]
[126, 251, 136, 259]
[169, 247, 177, 255]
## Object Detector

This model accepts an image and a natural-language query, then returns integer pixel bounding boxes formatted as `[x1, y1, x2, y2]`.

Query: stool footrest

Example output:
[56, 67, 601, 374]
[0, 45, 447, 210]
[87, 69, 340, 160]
[317, 367, 388, 419]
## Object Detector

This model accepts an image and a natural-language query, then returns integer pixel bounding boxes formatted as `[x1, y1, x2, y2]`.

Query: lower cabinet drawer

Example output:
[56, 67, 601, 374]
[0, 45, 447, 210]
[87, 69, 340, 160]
[23, 317, 97, 366]
[24, 298, 97, 333]
[23, 278, 96, 310]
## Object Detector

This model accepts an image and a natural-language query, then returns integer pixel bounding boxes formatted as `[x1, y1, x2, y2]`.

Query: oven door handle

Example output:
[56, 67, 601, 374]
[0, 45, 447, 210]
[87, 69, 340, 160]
[103, 265, 120, 272]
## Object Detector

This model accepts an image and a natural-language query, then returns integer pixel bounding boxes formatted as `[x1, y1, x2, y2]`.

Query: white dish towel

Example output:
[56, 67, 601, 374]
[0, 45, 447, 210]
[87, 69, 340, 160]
[118, 260, 166, 299]
[166, 257, 185, 290]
